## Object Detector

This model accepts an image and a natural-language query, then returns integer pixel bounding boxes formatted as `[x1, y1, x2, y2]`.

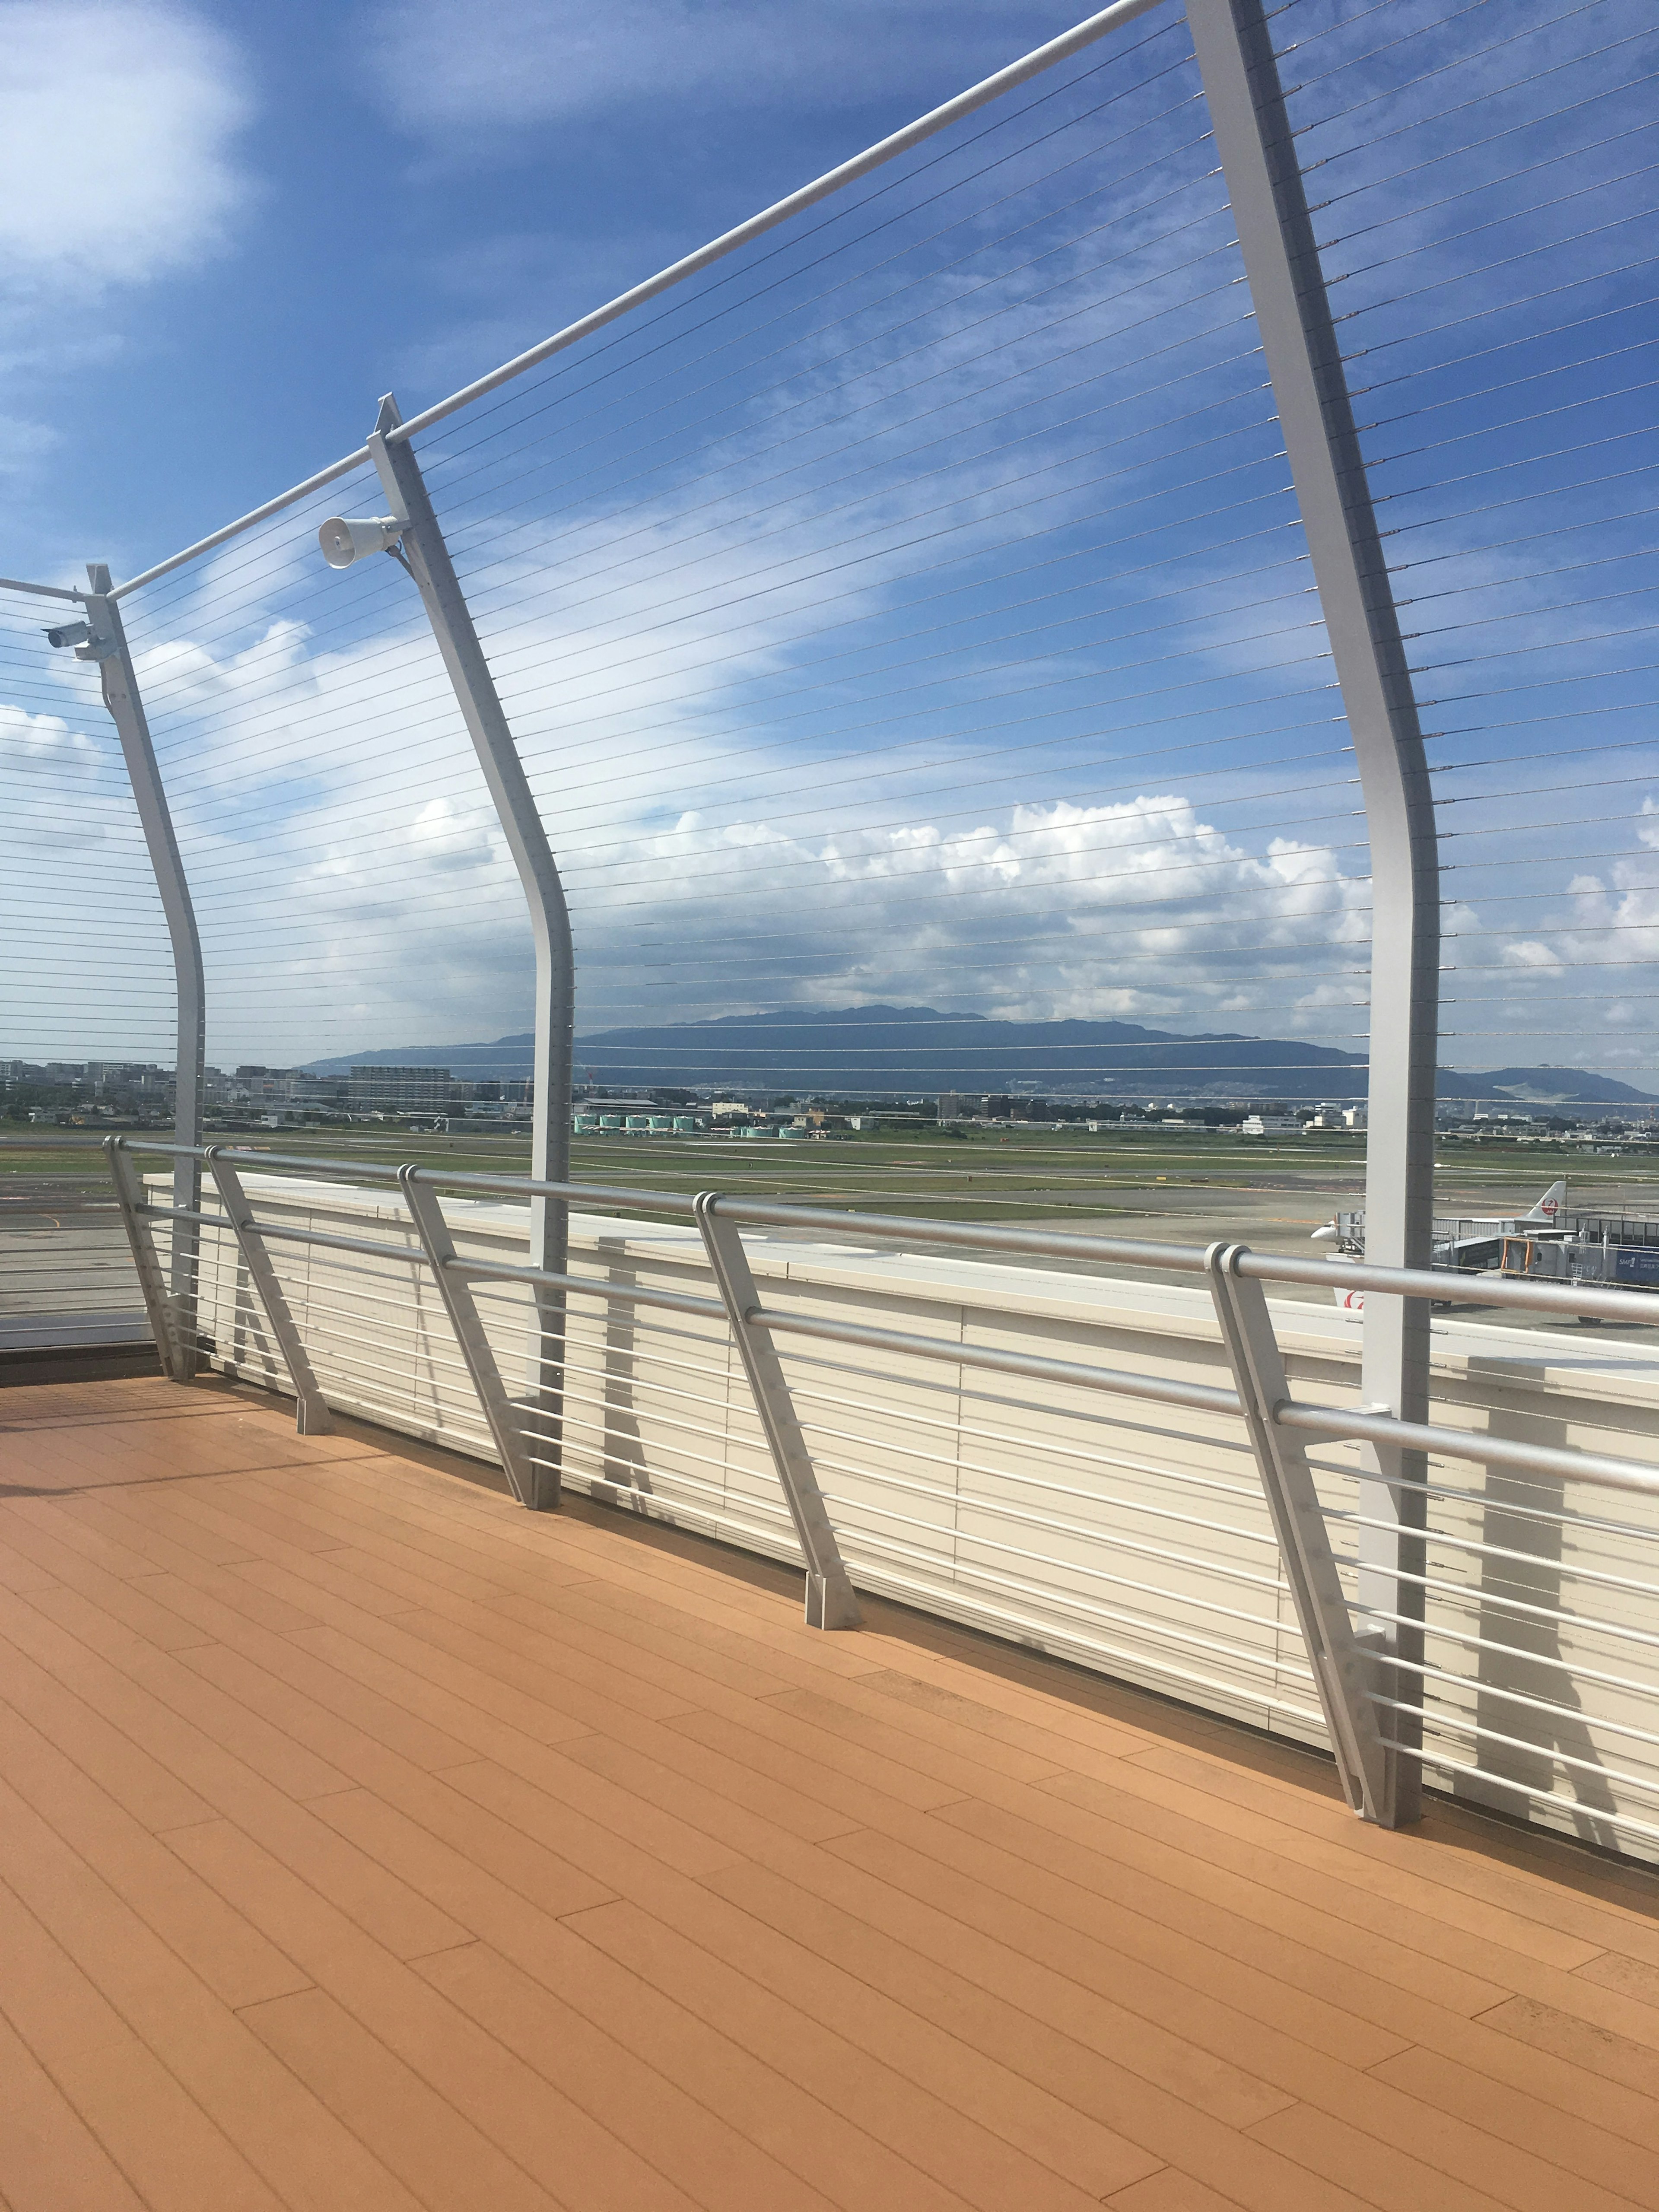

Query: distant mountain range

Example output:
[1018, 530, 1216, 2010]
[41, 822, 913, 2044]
[308, 1005, 1657, 1107]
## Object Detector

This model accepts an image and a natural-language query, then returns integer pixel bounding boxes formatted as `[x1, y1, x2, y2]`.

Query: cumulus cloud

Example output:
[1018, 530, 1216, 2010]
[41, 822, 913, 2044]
[0, 697, 176, 1056]
[0, 2, 252, 301]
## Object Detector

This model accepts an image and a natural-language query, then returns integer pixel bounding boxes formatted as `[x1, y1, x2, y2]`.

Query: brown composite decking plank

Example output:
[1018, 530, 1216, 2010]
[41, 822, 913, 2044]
[1048, 1760, 1610, 1974]
[332, 1769, 1157, 2201]
[1062, 1762, 1659, 2056]
[8, 1489, 261, 1584]
[0, 1872, 285, 2212]
[762, 1681, 1071, 1795]
[133, 1577, 488, 1770]
[760, 1820, 1654, 2212]
[839, 1812, 1659, 2197]
[0, 1998, 151, 2212]
[0, 1514, 226, 1653]
[0, 1377, 204, 1429]
[548, 1897, 1130, 2212]
[1368, 2042, 1659, 2205]
[1477, 1989, 1659, 2100]
[0, 1649, 218, 1837]
[287, 1615, 604, 1756]
[291, 1460, 880, 1678]
[0, 1773, 427, 2212]
[411, 1938, 857, 2212]
[1037, 1765, 1627, 2006]
[487, 1579, 829, 1700]
[0, 1698, 309, 2011]
[934, 1789, 1513, 2018]
[0, 1528, 63, 1596]
[981, 1755, 1541, 2002]
[5, 1380, 1659, 2212]
[0, 1592, 470, 1958]
[690, 1856, 1375, 2212]
[663, 1693, 982, 1812]
[841, 1790, 1418, 2070]
[343, 1583, 704, 1725]
[938, 1794, 1659, 2154]
[215, 1467, 602, 1603]
[1242, 2100, 1530, 2212]
[1104, 2173, 1250, 2212]
[0, 1410, 373, 1494]
[235, 1985, 567, 2212]
[1127, 1744, 1659, 1965]
[169, 1818, 750, 2212]
[1, 1586, 359, 1803]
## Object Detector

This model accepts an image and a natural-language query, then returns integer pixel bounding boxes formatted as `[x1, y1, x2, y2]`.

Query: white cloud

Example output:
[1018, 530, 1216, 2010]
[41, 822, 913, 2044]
[0, 2, 252, 301]
[366, 0, 1071, 140]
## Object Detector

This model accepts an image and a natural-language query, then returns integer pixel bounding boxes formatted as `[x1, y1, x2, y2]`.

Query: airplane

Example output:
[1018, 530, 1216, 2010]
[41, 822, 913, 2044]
[1310, 1181, 1567, 1316]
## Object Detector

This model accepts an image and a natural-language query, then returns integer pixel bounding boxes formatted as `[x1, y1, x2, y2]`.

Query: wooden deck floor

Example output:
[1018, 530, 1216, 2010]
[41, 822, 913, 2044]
[2, 1381, 1659, 2212]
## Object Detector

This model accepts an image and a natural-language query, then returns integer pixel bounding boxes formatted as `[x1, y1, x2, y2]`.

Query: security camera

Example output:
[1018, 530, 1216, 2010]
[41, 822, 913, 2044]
[319, 515, 405, 569]
[44, 620, 92, 650]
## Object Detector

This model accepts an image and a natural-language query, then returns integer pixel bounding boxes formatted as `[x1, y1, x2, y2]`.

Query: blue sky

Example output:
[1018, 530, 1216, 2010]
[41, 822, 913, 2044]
[2, 0, 1656, 1090]
[4, 0, 1085, 589]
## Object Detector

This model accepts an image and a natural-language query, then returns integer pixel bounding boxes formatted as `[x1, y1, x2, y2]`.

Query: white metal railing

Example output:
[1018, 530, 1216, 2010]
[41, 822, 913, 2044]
[106, 1133, 1659, 1866]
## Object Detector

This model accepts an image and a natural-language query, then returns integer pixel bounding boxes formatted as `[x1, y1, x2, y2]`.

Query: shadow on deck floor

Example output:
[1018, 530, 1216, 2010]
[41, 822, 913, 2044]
[2, 1373, 1657, 2212]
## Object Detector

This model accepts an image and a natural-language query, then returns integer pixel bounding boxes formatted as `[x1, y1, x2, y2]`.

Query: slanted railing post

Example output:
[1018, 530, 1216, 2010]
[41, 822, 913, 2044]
[1206, 1243, 1389, 1820]
[695, 1193, 861, 1629]
[399, 1167, 537, 1505]
[1189, 0, 1438, 1824]
[203, 1149, 333, 1434]
[79, 570, 207, 1377]
[105, 1137, 188, 1381]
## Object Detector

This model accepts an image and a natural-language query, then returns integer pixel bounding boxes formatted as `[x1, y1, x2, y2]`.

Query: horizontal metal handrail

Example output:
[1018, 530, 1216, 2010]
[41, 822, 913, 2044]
[111, 1137, 1659, 1499]
[115, 1141, 1659, 1328]
[1274, 1399, 1659, 1499]
[137, 1201, 427, 1270]
[452, 1251, 728, 1321]
[746, 1302, 1244, 1416]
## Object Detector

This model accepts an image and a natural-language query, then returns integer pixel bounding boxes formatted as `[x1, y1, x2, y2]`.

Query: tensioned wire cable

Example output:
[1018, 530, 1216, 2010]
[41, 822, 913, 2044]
[1358, 329, 1659, 448]
[158, 807, 1376, 947]
[1326, 194, 1656, 352]
[166, 723, 1359, 889]
[130, 256, 1274, 725]
[128, 379, 1290, 742]
[123, 347, 1283, 716]
[90, 24, 1654, 1079]
[189, 461, 1307, 772]
[422, 106, 1226, 519]
[1283, 11, 1650, 157]
[164, 718, 1357, 894]
[134, 452, 1302, 791]
[115, 27, 1199, 628]
[408, 25, 1205, 481]
[1341, 250, 1659, 391]
[1272, 0, 1599, 104]
[145, 557, 1333, 848]
[166, 782, 1366, 920]
[143, 646, 1344, 867]
[143, 158, 1239, 664]
[155, 838, 1378, 953]
[155, 576, 1335, 866]
[140, 505, 1323, 812]
[1315, 116, 1659, 264]
[426, 226, 1256, 610]
[1323, 164, 1659, 316]
[1364, 372, 1659, 481]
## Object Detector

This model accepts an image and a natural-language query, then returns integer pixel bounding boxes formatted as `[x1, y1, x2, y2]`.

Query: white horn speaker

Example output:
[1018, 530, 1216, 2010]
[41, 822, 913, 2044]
[319, 515, 403, 569]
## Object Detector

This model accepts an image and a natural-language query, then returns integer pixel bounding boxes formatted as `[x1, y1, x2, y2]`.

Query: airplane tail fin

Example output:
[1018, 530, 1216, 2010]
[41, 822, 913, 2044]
[1526, 1178, 1566, 1221]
